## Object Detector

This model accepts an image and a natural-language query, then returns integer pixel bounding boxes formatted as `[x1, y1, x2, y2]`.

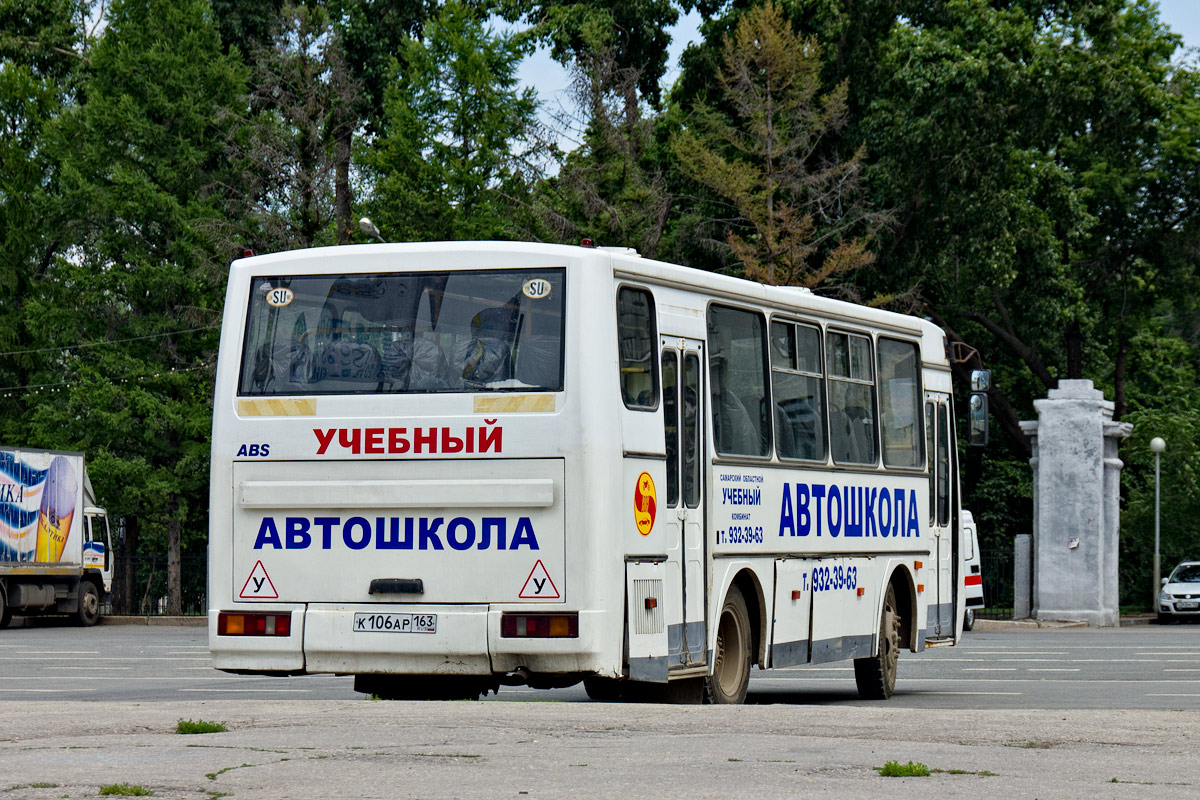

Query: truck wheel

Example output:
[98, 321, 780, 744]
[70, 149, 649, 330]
[76, 581, 100, 627]
[0, 587, 10, 629]
[963, 608, 976, 631]
[705, 586, 751, 704]
[854, 583, 900, 700]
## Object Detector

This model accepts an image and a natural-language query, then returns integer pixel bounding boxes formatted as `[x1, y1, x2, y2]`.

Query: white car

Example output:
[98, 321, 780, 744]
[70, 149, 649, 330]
[1158, 561, 1200, 623]
[962, 510, 984, 630]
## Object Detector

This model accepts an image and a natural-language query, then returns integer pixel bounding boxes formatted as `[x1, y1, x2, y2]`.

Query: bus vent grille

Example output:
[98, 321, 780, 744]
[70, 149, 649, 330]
[631, 578, 665, 635]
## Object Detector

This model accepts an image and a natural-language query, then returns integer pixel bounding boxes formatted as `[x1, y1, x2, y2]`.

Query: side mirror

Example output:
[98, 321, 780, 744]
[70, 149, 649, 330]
[970, 369, 991, 392]
[968, 391, 989, 447]
[1162, 577, 1170, 586]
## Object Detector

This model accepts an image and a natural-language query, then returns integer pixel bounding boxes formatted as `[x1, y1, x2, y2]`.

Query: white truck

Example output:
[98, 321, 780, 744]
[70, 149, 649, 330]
[0, 447, 113, 628]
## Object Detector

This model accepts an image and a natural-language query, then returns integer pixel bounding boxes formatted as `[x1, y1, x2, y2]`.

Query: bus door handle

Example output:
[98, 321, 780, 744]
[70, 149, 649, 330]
[676, 509, 688, 521]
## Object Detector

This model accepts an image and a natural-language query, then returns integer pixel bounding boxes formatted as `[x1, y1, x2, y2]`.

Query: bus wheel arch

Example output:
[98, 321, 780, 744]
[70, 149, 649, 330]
[887, 566, 918, 652]
[704, 569, 766, 705]
[728, 569, 766, 668]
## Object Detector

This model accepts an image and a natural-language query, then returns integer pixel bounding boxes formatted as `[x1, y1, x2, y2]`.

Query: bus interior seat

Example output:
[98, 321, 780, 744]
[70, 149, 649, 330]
[314, 340, 382, 384]
[513, 335, 560, 388]
[715, 390, 759, 455]
[774, 402, 797, 458]
[252, 340, 313, 392]
[832, 405, 873, 463]
[382, 338, 457, 391]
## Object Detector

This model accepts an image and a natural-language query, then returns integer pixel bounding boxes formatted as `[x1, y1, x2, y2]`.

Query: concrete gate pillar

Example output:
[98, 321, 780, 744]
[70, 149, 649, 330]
[1018, 380, 1132, 626]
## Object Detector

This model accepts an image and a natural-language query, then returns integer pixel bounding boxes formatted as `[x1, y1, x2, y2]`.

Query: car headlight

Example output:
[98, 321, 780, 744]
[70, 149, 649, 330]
[1159, 590, 1171, 603]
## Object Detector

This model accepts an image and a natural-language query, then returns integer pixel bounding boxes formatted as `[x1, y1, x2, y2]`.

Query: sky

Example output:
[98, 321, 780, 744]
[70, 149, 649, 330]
[517, 0, 1200, 139]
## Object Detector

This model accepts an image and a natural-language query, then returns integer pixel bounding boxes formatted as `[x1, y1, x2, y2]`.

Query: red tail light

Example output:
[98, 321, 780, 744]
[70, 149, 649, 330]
[500, 612, 578, 638]
[218, 611, 291, 636]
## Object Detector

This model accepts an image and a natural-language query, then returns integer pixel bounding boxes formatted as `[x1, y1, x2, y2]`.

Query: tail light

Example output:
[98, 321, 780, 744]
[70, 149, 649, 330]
[500, 612, 578, 638]
[218, 611, 291, 637]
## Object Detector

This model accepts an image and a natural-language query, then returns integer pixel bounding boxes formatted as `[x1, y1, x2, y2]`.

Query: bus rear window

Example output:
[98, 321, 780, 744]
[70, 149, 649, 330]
[238, 268, 565, 396]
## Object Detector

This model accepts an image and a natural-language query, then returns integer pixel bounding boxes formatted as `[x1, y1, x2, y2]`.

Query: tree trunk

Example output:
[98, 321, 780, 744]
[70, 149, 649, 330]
[115, 515, 138, 615]
[167, 493, 182, 616]
[335, 125, 353, 244]
[1065, 320, 1084, 380]
[1113, 341, 1128, 421]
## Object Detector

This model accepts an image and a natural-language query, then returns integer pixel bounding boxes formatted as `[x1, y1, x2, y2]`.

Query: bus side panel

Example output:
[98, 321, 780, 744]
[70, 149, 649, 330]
[770, 559, 811, 667]
[809, 557, 876, 664]
[626, 561, 669, 681]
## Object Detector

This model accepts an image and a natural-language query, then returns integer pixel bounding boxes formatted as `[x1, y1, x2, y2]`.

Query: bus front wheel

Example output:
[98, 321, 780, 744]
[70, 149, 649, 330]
[706, 586, 751, 704]
[854, 583, 900, 700]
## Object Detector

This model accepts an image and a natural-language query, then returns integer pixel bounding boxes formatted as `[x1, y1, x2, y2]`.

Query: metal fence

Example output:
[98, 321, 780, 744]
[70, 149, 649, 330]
[978, 546, 1014, 619]
[105, 554, 207, 617]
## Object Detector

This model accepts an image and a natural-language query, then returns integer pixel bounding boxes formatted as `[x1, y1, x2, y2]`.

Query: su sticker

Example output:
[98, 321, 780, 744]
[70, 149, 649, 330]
[634, 472, 656, 536]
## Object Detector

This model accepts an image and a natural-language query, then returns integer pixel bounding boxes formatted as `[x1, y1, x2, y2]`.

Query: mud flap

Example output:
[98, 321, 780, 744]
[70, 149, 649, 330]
[626, 561, 668, 682]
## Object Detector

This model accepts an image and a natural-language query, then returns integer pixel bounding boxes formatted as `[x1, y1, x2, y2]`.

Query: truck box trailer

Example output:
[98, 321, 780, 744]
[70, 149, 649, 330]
[0, 448, 113, 627]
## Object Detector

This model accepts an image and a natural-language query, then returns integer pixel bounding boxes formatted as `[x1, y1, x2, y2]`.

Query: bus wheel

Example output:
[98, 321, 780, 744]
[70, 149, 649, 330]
[854, 583, 900, 700]
[76, 581, 100, 627]
[583, 676, 624, 701]
[706, 586, 751, 704]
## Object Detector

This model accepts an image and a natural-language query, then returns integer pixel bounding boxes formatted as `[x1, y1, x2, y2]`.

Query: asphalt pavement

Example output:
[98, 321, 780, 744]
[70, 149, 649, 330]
[1, 617, 1199, 798]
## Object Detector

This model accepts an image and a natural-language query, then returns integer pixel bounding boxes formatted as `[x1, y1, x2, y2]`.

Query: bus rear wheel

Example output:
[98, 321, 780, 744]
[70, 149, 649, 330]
[706, 586, 751, 704]
[854, 583, 900, 700]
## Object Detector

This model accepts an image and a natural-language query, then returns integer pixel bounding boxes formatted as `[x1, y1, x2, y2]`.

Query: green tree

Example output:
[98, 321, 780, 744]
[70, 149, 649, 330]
[671, 2, 881, 288]
[365, 1, 545, 241]
[26, 0, 247, 614]
[0, 0, 89, 433]
[520, 16, 673, 256]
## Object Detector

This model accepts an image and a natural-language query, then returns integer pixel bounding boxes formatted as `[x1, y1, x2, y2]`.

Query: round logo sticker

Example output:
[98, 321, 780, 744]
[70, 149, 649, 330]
[265, 287, 294, 307]
[522, 278, 552, 300]
[634, 472, 657, 536]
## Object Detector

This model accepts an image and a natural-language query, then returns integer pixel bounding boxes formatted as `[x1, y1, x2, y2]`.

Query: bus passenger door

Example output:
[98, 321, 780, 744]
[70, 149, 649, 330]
[661, 339, 708, 669]
[924, 394, 955, 639]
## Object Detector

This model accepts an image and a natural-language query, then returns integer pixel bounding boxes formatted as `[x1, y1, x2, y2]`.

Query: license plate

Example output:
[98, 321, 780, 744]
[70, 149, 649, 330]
[353, 613, 437, 633]
[1176, 601, 1199, 611]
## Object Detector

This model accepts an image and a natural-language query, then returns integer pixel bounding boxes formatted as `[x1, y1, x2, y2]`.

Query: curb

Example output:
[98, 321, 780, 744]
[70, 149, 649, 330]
[973, 614, 1155, 631]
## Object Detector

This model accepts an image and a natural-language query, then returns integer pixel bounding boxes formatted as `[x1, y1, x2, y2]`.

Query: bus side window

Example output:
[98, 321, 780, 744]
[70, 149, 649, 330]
[708, 305, 769, 457]
[877, 338, 922, 468]
[617, 288, 658, 410]
[771, 320, 827, 461]
[827, 331, 878, 465]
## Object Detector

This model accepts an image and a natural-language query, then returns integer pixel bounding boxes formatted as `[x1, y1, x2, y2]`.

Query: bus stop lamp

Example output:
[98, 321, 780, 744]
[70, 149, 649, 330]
[358, 217, 385, 243]
[1150, 436, 1166, 605]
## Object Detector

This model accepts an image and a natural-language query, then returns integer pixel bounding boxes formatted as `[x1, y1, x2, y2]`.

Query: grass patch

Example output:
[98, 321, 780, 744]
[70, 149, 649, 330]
[206, 764, 252, 781]
[99, 784, 154, 796]
[1006, 740, 1056, 749]
[877, 761, 931, 777]
[176, 719, 227, 735]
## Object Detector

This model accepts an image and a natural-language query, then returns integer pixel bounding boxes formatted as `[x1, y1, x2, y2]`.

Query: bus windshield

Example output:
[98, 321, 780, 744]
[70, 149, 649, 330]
[238, 268, 565, 396]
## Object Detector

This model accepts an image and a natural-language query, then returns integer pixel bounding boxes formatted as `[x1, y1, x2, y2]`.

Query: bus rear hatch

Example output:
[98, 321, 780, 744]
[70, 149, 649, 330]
[229, 458, 565, 605]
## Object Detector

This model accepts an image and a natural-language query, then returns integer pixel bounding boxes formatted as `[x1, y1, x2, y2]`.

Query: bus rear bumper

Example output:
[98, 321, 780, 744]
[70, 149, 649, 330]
[304, 603, 492, 675]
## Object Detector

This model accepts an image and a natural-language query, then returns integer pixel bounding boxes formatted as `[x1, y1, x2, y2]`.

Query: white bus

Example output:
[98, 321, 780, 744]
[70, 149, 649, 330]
[209, 241, 981, 702]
